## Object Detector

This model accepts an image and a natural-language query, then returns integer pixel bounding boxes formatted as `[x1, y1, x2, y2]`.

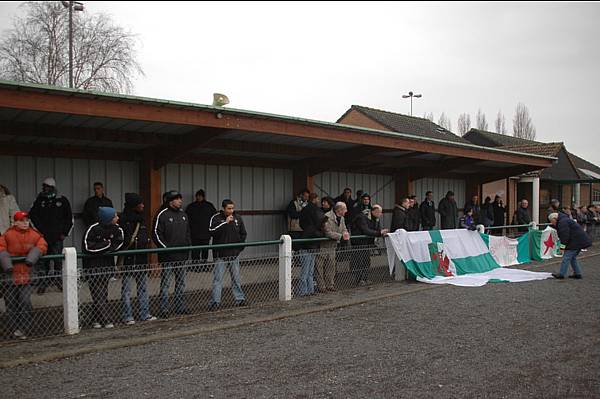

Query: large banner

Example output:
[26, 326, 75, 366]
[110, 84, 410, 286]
[385, 229, 551, 287]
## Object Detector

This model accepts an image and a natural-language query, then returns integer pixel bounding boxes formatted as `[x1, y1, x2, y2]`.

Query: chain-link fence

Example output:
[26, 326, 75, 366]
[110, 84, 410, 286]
[77, 250, 281, 330]
[0, 271, 64, 341]
[292, 238, 390, 297]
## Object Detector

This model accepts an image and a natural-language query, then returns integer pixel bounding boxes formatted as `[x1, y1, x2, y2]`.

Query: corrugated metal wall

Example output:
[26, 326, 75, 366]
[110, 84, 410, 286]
[413, 177, 466, 228]
[162, 164, 293, 257]
[0, 156, 139, 249]
[312, 171, 395, 227]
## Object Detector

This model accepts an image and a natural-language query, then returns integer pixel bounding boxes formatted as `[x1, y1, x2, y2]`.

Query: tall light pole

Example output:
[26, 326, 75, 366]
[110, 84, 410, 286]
[61, 1, 84, 88]
[402, 91, 422, 116]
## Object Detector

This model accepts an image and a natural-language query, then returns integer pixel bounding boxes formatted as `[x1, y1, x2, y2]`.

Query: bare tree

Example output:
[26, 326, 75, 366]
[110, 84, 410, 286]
[512, 103, 536, 140]
[457, 113, 471, 136]
[475, 109, 488, 131]
[423, 112, 434, 122]
[494, 110, 507, 134]
[438, 112, 452, 131]
[0, 2, 143, 93]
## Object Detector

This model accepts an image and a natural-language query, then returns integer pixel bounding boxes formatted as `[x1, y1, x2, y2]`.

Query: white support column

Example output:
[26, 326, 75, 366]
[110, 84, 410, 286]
[62, 247, 79, 335]
[278, 235, 292, 301]
[574, 183, 581, 207]
[532, 177, 540, 224]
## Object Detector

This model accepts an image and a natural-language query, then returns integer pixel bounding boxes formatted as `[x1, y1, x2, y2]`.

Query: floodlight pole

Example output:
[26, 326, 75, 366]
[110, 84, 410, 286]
[402, 91, 422, 116]
[62, 1, 84, 89]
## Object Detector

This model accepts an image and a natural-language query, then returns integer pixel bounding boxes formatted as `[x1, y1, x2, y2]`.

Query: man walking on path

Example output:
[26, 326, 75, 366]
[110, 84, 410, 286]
[549, 212, 592, 279]
[153, 190, 191, 318]
[208, 199, 248, 309]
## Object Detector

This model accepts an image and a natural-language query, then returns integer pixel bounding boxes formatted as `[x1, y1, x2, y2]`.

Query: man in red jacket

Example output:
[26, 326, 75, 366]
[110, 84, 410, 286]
[0, 211, 48, 339]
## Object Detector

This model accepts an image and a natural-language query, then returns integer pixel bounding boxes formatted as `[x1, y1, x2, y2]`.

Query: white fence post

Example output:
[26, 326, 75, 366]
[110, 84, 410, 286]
[278, 235, 292, 301]
[530, 221, 538, 230]
[62, 247, 79, 335]
[476, 224, 485, 234]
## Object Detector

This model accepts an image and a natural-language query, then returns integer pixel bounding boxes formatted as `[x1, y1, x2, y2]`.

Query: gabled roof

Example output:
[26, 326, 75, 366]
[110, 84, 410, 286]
[463, 128, 539, 147]
[339, 105, 468, 144]
[568, 152, 600, 181]
[498, 143, 564, 158]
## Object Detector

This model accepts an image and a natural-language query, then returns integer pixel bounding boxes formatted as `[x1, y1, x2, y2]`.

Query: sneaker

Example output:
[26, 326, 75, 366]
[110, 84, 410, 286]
[234, 300, 247, 307]
[552, 273, 564, 279]
[358, 280, 367, 286]
[125, 319, 136, 326]
[92, 322, 102, 329]
[158, 312, 170, 320]
[37, 286, 46, 295]
[208, 302, 221, 311]
[13, 330, 26, 339]
[327, 287, 337, 292]
[143, 315, 157, 322]
[104, 323, 114, 329]
[568, 274, 583, 279]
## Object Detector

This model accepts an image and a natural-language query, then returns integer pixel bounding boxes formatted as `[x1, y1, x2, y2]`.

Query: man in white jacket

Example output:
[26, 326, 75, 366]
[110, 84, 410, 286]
[0, 184, 20, 235]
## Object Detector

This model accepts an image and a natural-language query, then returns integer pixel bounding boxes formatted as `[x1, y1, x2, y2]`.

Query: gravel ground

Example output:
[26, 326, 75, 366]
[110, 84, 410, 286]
[2, 255, 599, 399]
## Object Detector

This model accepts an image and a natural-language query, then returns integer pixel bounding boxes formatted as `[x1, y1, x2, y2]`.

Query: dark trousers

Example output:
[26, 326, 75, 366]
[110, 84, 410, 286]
[6, 284, 33, 332]
[88, 275, 111, 325]
[191, 238, 211, 262]
[38, 240, 63, 289]
[351, 246, 372, 284]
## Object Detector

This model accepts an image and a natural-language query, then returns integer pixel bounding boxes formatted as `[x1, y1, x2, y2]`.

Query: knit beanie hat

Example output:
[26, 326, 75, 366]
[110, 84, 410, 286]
[98, 207, 116, 225]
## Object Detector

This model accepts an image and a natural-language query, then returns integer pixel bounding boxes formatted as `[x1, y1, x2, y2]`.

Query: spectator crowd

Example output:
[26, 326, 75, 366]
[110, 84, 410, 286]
[1, 178, 599, 339]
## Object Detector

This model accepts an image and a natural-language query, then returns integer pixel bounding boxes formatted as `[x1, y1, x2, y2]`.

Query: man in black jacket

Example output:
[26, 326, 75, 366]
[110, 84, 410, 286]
[492, 195, 506, 234]
[208, 199, 248, 309]
[406, 196, 421, 231]
[82, 182, 113, 228]
[29, 177, 73, 293]
[120, 193, 156, 325]
[391, 198, 410, 232]
[153, 190, 191, 317]
[420, 191, 436, 230]
[298, 193, 323, 296]
[514, 199, 531, 232]
[185, 189, 217, 268]
[438, 191, 458, 230]
[352, 205, 388, 285]
[549, 212, 592, 279]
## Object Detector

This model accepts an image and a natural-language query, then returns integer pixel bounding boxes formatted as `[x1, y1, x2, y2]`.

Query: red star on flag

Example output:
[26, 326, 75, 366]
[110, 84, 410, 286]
[543, 234, 555, 255]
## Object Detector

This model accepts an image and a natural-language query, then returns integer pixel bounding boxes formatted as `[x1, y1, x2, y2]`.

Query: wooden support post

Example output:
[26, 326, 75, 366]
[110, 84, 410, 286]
[394, 169, 412, 205]
[293, 165, 314, 196]
[140, 152, 162, 269]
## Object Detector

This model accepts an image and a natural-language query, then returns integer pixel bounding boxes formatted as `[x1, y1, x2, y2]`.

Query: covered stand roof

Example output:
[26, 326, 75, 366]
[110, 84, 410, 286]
[464, 129, 600, 183]
[0, 81, 554, 182]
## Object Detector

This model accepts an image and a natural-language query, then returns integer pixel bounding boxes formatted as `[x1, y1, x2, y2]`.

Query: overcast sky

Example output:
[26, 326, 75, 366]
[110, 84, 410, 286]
[1, 1, 599, 165]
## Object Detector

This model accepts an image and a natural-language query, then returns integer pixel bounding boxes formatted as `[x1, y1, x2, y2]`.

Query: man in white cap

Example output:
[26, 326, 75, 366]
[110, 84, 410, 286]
[29, 177, 73, 293]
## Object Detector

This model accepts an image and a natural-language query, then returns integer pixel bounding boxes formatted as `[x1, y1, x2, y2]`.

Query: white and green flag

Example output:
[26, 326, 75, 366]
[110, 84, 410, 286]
[480, 232, 531, 266]
[530, 226, 562, 261]
[385, 229, 552, 287]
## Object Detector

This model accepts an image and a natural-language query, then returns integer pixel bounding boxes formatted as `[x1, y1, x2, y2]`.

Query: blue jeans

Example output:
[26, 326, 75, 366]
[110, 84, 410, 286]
[159, 265, 187, 314]
[298, 250, 316, 296]
[210, 258, 245, 305]
[122, 272, 150, 321]
[559, 249, 582, 277]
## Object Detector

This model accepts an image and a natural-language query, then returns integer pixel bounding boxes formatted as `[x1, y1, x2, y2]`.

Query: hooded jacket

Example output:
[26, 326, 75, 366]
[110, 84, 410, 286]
[0, 225, 47, 285]
[82, 221, 124, 271]
[119, 206, 150, 268]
